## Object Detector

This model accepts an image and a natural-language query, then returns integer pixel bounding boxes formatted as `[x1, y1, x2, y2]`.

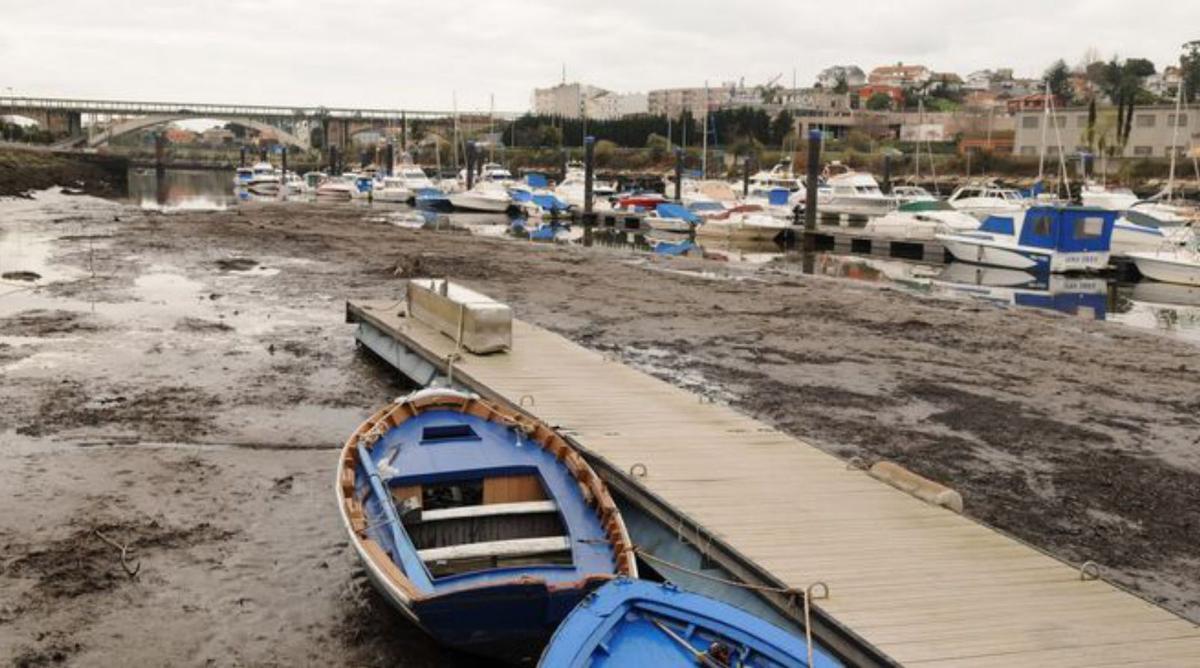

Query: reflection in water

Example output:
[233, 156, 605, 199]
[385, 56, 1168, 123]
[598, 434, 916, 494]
[127, 168, 238, 211]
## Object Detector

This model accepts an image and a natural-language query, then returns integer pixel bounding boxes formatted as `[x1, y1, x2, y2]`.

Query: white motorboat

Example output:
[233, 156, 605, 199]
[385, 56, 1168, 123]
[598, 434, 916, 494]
[373, 176, 413, 203]
[863, 201, 980, 240]
[891, 185, 937, 206]
[1127, 237, 1200, 286]
[448, 181, 513, 212]
[818, 164, 896, 217]
[1080, 181, 1138, 210]
[395, 164, 435, 191]
[315, 175, 355, 200]
[947, 183, 1028, 220]
[738, 159, 803, 196]
[936, 205, 1117, 272]
[245, 161, 281, 195]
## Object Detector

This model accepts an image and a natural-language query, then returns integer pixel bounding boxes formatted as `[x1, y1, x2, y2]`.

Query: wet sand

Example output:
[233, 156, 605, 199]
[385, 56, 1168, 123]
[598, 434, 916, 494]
[2, 191, 1198, 665]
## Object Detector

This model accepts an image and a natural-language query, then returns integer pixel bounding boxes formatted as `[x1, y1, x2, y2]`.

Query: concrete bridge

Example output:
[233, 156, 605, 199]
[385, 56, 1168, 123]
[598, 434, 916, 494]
[0, 96, 514, 151]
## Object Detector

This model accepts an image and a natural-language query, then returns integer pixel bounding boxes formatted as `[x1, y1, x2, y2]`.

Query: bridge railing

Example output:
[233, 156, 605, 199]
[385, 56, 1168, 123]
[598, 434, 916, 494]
[0, 96, 520, 122]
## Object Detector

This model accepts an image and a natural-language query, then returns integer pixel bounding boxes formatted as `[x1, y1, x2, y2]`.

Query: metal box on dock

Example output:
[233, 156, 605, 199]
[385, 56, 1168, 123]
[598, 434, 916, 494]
[407, 279, 512, 354]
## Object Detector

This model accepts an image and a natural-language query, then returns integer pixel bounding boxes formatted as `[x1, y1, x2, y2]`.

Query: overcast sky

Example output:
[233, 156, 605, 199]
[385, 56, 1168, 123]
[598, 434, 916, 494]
[2, 1, 1197, 112]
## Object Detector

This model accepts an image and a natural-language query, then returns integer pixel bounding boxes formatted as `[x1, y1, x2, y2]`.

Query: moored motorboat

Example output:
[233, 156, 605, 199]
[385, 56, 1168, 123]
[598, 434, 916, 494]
[539, 579, 842, 667]
[1127, 242, 1200, 286]
[946, 181, 1028, 220]
[863, 201, 980, 240]
[315, 175, 355, 200]
[245, 161, 281, 195]
[448, 181, 513, 212]
[373, 176, 414, 203]
[818, 164, 895, 217]
[936, 206, 1117, 273]
[336, 388, 637, 662]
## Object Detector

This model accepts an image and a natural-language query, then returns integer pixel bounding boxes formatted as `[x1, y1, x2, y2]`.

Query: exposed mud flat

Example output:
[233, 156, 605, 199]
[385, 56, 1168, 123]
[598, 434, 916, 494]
[2, 191, 1199, 664]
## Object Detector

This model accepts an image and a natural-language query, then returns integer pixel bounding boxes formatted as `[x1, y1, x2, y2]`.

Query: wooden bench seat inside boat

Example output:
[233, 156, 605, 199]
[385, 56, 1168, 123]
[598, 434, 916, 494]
[417, 536, 571, 563]
[392, 474, 574, 577]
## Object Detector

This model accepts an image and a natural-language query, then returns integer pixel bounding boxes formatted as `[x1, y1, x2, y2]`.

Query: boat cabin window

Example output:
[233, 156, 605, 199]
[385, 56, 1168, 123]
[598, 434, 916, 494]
[421, 424, 480, 444]
[955, 188, 981, 199]
[1074, 216, 1105, 239]
[1030, 213, 1054, 237]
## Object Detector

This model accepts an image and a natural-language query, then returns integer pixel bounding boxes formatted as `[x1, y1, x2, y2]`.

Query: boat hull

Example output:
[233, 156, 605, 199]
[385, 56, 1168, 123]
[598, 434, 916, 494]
[410, 578, 608, 662]
[449, 193, 511, 212]
[1129, 253, 1200, 286]
[939, 235, 1109, 273]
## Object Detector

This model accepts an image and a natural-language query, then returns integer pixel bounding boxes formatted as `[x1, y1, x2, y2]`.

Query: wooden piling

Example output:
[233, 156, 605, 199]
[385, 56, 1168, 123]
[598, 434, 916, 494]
[583, 136, 595, 215]
[804, 130, 821, 240]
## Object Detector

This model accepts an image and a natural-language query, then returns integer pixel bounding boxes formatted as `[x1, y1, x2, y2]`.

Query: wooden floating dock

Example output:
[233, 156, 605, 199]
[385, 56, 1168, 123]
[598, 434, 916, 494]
[346, 298, 1200, 667]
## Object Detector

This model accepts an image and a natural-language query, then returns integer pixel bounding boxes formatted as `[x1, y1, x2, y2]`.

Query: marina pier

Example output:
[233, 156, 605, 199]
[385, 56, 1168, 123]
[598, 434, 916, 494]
[347, 297, 1200, 666]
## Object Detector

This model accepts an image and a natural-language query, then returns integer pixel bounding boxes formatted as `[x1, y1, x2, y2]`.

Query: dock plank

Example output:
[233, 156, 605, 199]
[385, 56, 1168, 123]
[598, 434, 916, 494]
[348, 300, 1200, 666]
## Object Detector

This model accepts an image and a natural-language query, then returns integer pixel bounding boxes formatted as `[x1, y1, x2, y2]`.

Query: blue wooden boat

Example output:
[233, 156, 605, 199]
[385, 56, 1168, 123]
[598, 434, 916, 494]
[539, 579, 843, 667]
[336, 389, 637, 662]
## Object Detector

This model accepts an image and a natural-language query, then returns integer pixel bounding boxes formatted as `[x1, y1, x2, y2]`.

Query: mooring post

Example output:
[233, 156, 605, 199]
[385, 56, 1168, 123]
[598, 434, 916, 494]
[881, 154, 892, 195]
[560, 149, 568, 183]
[673, 148, 683, 202]
[583, 136, 595, 215]
[466, 141, 476, 190]
[239, 146, 247, 168]
[804, 129, 822, 242]
[281, 146, 288, 176]
[329, 145, 339, 175]
[385, 142, 394, 177]
[259, 146, 268, 163]
[154, 131, 166, 176]
[742, 156, 752, 199]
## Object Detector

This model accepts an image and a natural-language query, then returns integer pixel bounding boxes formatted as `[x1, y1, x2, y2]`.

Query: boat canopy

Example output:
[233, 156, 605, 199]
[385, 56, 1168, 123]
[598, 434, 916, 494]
[899, 200, 954, 212]
[1017, 206, 1117, 252]
[526, 173, 549, 188]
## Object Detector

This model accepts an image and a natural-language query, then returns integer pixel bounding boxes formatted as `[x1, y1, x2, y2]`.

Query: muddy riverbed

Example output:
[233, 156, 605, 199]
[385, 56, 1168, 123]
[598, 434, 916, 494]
[2, 190, 1198, 665]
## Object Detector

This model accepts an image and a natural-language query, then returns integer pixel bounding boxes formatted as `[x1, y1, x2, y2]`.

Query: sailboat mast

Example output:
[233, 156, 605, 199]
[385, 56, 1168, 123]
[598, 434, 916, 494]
[1166, 81, 1183, 202]
[489, 93, 495, 164]
[452, 91, 460, 170]
[702, 81, 709, 179]
[1038, 81, 1050, 182]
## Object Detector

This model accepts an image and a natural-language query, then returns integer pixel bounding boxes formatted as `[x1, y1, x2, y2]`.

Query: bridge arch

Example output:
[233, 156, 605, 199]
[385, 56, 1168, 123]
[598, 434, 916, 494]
[78, 114, 309, 149]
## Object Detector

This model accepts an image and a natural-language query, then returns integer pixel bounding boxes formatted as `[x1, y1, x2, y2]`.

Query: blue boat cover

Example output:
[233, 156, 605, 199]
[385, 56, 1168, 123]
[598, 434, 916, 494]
[1017, 206, 1116, 253]
[979, 216, 1015, 235]
[767, 188, 791, 206]
[510, 189, 534, 203]
[415, 187, 447, 200]
[526, 173, 549, 188]
[653, 240, 695, 256]
[539, 579, 842, 667]
[655, 203, 701, 224]
[533, 193, 569, 212]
